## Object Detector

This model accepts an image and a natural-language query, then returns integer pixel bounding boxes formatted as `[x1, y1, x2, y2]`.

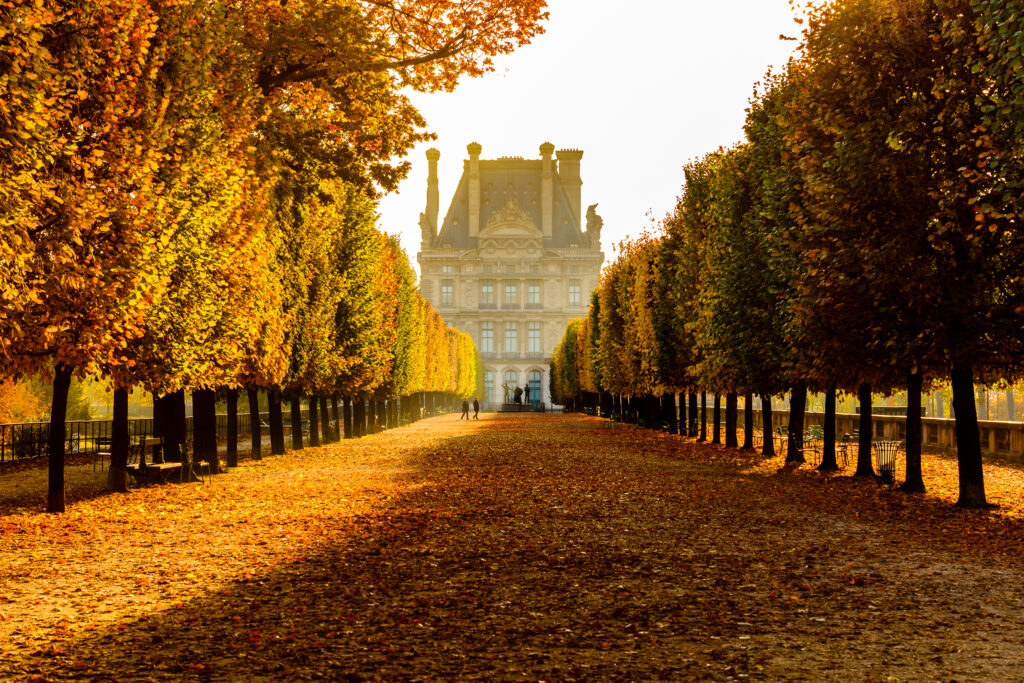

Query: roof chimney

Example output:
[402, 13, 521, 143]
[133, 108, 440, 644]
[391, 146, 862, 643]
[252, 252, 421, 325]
[556, 149, 584, 223]
[468, 142, 482, 237]
[540, 142, 555, 238]
[425, 148, 440, 233]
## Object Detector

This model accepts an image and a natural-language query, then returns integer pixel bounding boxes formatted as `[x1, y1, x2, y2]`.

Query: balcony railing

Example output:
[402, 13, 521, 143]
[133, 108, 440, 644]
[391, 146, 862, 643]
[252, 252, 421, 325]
[525, 303, 543, 310]
[479, 302, 496, 309]
[502, 303, 520, 310]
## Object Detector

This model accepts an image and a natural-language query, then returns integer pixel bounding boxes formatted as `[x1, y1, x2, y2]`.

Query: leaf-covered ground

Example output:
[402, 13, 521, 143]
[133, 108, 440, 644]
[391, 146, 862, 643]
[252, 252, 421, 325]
[3, 413, 1024, 681]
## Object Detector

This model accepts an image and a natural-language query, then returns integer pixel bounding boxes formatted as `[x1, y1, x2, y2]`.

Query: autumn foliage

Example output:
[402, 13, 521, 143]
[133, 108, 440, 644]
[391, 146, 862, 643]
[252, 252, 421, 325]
[552, 0, 1024, 509]
[0, 0, 545, 511]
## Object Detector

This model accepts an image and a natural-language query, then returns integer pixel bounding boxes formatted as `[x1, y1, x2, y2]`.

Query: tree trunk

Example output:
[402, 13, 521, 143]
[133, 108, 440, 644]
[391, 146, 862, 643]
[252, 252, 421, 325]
[193, 388, 218, 474]
[343, 397, 353, 438]
[226, 388, 239, 467]
[741, 392, 754, 451]
[786, 382, 807, 464]
[712, 393, 721, 444]
[368, 398, 378, 434]
[678, 393, 687, 435]
[818, 384, 839, 472]
[644, 395, 658, 430]
[247, 387, 262, 460]
[268, 389, 285, 456]
[761, 394, 775, 457]
[854, 383, 875, 477]
[1007, 388, 1016, 421]
[978, 388, 989, 420]
[308, 397, 320, 447]
[951, 363, 987, 507]
[290, 397, 303, 451]
[354, 398, 366, 437]
[331, 396, 341, 435]
[319, 396, 331, 442]
[699, 391, 707, 441]
[46, 364, 73, 513]
[665, 393, 678, 434]
[901, 371, 925, 493]
[109, 387, 130, 492]
[725, 393, 738, 448]
[158, 390, 186, 464]
[689, 392, 698, 437]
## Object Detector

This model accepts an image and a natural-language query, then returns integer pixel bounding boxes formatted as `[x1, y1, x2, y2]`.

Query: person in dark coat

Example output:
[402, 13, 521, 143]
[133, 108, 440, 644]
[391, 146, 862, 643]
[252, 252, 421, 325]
[460, 399, 469, 420]
[472, 398, 480, 419]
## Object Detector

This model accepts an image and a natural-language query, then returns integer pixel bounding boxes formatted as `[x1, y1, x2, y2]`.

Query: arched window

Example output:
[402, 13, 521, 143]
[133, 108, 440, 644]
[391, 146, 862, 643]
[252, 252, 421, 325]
[503, 370, 519, 403]
[528, 370, 543, 405]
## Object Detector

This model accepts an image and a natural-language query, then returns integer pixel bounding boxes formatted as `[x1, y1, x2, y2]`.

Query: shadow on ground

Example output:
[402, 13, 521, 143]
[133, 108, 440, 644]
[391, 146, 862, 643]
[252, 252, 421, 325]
[7, 414, 1024, 681]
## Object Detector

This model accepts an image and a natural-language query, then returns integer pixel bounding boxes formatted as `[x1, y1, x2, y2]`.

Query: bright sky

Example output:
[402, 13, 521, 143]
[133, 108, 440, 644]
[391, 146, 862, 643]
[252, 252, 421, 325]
[376, 0, 803, 273]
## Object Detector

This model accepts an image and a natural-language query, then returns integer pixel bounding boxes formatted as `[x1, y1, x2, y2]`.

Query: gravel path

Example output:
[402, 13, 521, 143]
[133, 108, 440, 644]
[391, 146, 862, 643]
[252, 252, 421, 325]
[2, 413, 1024, 681]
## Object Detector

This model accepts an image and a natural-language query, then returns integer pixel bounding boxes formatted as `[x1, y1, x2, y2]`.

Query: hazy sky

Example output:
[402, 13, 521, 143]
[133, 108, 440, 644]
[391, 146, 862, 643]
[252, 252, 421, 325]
[376, 0, 803, 272]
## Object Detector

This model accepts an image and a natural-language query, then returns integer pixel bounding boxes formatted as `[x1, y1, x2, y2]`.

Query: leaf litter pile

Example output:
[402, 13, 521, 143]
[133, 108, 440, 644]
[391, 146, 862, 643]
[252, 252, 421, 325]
[3, 414, 1024, 681]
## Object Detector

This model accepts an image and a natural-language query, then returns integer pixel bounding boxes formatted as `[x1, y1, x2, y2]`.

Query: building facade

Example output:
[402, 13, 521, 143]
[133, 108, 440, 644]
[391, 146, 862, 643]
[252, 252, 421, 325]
[417, 142, 604, 407]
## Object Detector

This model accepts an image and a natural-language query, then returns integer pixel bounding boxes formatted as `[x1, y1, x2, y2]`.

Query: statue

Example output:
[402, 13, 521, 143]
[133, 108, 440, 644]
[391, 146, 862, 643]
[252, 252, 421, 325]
[502, 382, 511, 403]
[585, 203, 603, 246]
[419, 212, 434, 243]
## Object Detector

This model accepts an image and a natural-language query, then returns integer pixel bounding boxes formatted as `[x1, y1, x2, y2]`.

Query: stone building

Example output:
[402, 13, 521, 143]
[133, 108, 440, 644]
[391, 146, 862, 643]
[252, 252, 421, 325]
[417, 142, 604, 408]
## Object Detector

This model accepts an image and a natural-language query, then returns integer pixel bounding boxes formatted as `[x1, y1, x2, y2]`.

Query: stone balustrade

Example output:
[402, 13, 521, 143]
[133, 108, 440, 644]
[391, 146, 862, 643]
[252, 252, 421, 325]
[747, 409, 1024, 463]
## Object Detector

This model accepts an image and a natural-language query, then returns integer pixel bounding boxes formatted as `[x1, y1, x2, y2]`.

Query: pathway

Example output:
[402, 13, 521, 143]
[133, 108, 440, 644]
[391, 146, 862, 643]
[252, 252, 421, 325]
[2, 413, 1024, 680]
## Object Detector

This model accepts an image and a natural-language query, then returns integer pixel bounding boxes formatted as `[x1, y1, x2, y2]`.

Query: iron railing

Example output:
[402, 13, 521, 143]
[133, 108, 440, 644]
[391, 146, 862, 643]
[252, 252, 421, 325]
[0, 408, 312, 463]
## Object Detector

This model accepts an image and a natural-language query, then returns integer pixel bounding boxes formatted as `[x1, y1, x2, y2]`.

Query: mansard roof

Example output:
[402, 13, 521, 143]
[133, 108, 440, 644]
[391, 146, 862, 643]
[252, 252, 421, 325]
[433, 157, 589, 250]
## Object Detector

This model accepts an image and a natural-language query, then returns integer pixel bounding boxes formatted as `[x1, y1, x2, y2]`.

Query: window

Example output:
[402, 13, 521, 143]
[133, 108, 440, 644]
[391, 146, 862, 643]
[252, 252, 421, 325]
[528, 264, 540, 274]
[528, 322, 542, 355]
[504, 281, 518, 307]
[568, 280, 581, 306]
[483, 264, 494, 274]
[527, 281, 541, 307]
[480, 322, 494, 354]
[440, 279, 454, 306]
[484, 371, 495, 403]
[504, 322, 518, 356]
[505, 264, 517, 274]
[442, 264, 453, 274]
[528, 370, 542, 405]
[480, 281, 495, 307]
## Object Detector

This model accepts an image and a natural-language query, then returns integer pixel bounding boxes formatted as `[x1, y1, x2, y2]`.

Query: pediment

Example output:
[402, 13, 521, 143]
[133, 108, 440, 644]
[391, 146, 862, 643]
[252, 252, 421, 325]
[481, 198, 542, 238]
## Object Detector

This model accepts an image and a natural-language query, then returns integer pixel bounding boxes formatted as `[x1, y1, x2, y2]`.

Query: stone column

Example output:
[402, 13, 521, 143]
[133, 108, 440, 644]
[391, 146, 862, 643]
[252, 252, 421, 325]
[540, 142, 554, 238]
[468, 142, 482, 237]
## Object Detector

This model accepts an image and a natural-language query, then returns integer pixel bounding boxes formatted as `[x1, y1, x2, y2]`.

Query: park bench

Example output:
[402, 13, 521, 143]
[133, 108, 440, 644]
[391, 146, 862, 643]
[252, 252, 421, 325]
[179, 441, 212, 485]
[125, 437, 180, 487]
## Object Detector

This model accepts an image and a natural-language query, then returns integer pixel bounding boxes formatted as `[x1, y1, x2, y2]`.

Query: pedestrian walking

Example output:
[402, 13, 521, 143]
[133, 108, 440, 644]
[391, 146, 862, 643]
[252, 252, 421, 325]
[472, 397, 480, 419]
[460, 399, 470, 420]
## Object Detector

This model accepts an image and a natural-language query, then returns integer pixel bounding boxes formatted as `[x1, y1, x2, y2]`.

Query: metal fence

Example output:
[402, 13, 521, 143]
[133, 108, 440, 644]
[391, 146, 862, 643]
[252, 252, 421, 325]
[0, 409, 311, 463]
